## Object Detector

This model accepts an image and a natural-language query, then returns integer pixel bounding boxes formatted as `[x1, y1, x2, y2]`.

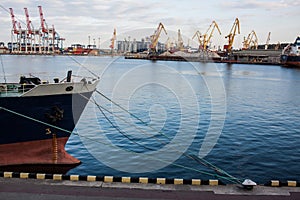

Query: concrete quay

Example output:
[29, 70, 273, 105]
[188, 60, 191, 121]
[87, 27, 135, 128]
[1, 177, 300, 200]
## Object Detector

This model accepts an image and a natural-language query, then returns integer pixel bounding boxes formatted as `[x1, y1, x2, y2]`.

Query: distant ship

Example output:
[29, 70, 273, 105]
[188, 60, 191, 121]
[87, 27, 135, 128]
[280, 36, 300, 67]
[0, 71, 99, 173]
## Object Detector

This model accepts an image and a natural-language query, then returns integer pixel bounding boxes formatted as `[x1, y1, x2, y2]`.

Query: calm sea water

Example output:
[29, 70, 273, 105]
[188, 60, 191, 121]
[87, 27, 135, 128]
[1, 55, 300, 184]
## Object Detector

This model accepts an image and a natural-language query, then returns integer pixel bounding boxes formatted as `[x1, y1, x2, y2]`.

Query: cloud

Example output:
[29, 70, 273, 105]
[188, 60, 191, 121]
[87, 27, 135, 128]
[221, 0, 290, 10]
[0, 0, 299, 47]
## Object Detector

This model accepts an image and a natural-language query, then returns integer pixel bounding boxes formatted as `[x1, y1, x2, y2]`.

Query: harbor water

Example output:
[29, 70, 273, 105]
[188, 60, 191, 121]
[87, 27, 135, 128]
[1, 55, 300, 184]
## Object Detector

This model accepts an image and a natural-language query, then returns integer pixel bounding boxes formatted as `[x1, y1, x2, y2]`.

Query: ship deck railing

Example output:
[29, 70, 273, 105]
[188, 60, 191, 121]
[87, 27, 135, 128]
[0, 83, 35, 97]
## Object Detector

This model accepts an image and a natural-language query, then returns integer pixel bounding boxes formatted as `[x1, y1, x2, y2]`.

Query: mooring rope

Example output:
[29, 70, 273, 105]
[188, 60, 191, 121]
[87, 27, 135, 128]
[67, 56, 100, 79]
[0, 106, 72, 134]
[79, 92, 242, 184]
[0, 105, 239, 183]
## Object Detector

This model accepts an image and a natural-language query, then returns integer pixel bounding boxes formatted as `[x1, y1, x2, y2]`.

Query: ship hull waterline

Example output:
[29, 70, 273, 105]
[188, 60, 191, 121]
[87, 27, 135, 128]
[0, 90, 94, 174]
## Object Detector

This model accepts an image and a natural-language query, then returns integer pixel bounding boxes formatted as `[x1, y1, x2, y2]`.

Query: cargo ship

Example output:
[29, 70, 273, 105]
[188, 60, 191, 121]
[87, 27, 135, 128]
[280, 36, 300, 67]
[0, 71, 99, 173]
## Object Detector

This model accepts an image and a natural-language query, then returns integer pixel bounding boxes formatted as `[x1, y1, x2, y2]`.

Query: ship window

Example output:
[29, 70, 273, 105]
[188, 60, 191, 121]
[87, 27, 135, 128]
[66, 86, 73, 91]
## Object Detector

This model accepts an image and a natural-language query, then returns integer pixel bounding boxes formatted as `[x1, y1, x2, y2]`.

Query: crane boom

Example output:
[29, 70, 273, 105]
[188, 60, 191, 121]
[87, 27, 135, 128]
[38, 5, 47, 33]
[203, 21, 221, 50]
[24, 8, 32, 35]
[109, 28, 116, 50]
[265, 32, 271, 50]
[224, 18, 240, 51]
[9, 8, 19, 34]
[177, 29, 184, 50]
[243, 30, 258, 49]
[150, 22, 167, 52]
[192, 31, 203, 45]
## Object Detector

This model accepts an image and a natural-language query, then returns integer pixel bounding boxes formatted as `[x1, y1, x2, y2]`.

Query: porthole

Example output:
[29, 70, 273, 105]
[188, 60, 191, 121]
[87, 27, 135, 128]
[66, 86, 73, 92]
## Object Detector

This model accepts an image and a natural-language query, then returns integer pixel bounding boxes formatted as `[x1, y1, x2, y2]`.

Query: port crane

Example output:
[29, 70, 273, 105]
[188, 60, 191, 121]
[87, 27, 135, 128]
[9, 8, 25, 52]
[38, 5, 63, 53]
[110, 28, 116, 52]
[202, 21, 221, 50]
[265, 32, 271, 50]
[242, 30, 258, 50]
[224, 18, 240, 52]
[24, 7, 36, 53]
[192, 30, 203, 50]
[177, 29, 184, 51]
[149, 22, 167, 53]
[9, 8, 19, 35]
[38, 5, 50, 53]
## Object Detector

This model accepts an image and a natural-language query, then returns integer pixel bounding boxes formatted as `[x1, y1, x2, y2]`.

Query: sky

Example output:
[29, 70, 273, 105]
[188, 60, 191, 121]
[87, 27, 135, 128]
[0, 0, 299, 49]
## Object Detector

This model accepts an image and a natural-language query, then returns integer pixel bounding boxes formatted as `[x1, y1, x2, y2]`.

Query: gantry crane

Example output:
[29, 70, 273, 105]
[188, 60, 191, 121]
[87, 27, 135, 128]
[38, 5, 49, 53]
[24, 7, 35, 53]
[9, 8, 19, 35]
[38, 6, 47, 33]
[149, 22, 167, 53]
[192, 30, 203, 50]
[242, 30, 258, 50]
[38, 6, 63, 53]
[9, 8, 24, 52]
[265, 32, 271, 50]
[202, 21, 221, 50]
[224, 18, 240, 52]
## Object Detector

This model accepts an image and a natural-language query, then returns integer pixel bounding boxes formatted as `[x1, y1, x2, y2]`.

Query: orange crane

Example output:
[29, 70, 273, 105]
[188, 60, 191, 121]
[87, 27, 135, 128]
[242, 30, 258, 50]
[9, 8, 19, 35]
[24, 7, 34, 53]
[38, 5, 62, 53]
[224, 18, 240, 51]
[149, 22, 167, 53]
[38, 6, 47, 33]
[109, 28, 116, 52]
[24, 8, 33, 35]
[9, 8, 26, 52]
[192, 30, 203, 49]
[202, 21, 221, 50]
[38, 5, 49, 53]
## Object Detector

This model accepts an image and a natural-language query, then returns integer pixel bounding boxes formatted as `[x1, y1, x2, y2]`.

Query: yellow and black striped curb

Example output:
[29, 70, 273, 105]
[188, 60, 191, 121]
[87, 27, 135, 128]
[1, 172, 299, 187]
[264, 180, 300, 187]
[0, 171, 224, 186]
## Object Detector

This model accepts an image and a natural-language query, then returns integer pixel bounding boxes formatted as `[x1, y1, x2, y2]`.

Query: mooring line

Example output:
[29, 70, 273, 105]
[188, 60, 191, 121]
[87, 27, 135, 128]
[0, 105, 238, 182]
[0, 106, 72, 134]
[82, 92, 241, 184]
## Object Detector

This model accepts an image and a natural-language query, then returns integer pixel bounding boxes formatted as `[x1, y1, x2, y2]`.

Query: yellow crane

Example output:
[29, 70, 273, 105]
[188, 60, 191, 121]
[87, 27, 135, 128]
[149, 22, 167, 53]
[265, 32, 271, 50]
[243, 30, 258, 50]
[202, 21, 221, 50]
[224, 18, 240, 52]
[192, 30, 203, 49]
